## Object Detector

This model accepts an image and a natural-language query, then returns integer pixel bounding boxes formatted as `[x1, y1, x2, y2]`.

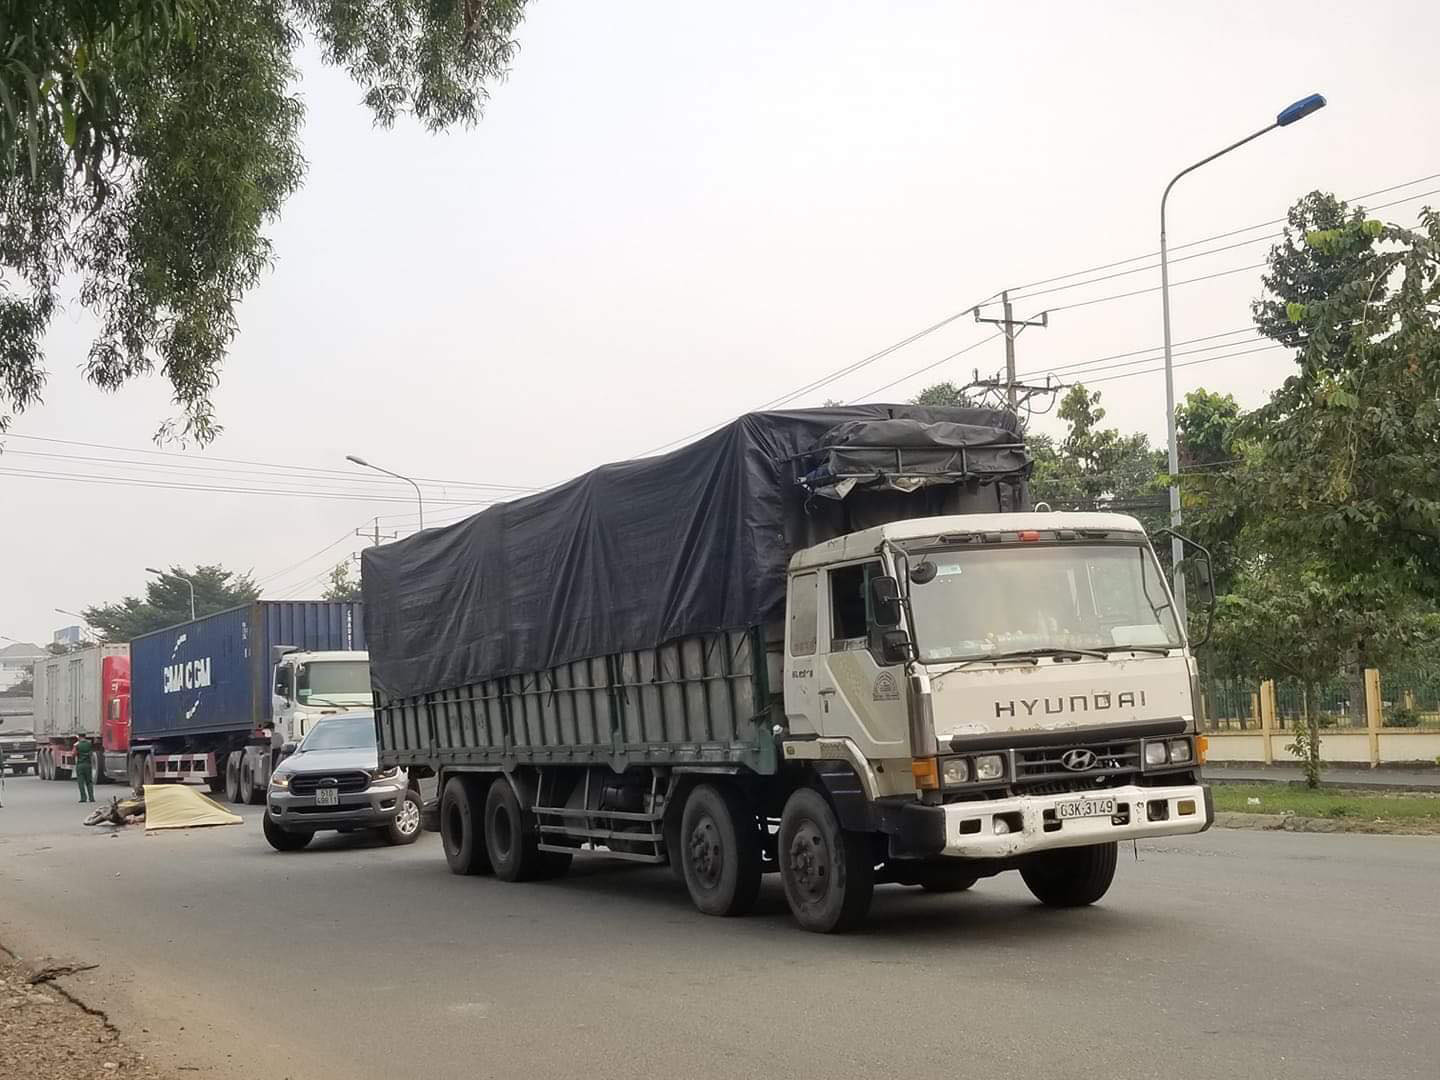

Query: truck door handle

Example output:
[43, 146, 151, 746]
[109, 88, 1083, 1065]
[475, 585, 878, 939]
[818, 688, 836, 695]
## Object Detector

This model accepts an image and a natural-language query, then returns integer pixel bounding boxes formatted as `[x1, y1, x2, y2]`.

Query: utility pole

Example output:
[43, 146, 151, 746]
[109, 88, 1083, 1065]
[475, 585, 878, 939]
[356, 519, 398, 547]
[973, 290, 1049, 412]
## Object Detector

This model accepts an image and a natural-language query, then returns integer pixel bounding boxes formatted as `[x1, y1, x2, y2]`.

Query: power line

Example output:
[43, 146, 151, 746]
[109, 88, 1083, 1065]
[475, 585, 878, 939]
[0, 466, 508, 507]
[0, 433, 540, 492]
[1014, 327, 1256, 382]
[636, 294, 1000, 457]
[1080, 343, 1287, 385]
[847, 332, 1003, 403]
[1003, 171, 1440, 294]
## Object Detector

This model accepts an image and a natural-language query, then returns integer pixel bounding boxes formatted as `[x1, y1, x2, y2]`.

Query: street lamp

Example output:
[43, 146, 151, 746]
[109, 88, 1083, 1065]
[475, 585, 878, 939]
[346, 454, 424, 530]
[1159, 92, 1326, 621]
[146, 567, 197, 621]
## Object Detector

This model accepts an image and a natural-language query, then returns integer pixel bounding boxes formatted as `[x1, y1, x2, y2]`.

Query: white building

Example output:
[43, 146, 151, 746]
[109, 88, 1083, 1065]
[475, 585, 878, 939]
[0, 641, 46, 691]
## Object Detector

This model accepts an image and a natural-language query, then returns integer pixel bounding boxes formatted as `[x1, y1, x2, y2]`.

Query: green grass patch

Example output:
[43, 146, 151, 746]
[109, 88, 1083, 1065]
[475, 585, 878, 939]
[1212, 783, 1440, 820]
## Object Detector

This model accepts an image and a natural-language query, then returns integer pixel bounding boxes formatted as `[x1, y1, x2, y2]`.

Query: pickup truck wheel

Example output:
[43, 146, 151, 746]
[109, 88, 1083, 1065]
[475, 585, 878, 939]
[224, 753, 242, 803]
[484, 779, 546, 882]
[263, 813, 313, 852]
[440, 776, 492, 875]
[1020, 842, 1118, 907]
[779, 787, 875, 933]
[679, 784, 762, 917]
[384, 789, 423, 845]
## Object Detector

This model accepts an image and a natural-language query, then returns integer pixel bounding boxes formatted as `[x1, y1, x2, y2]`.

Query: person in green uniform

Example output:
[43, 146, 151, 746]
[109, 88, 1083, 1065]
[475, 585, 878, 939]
[74, 734, 95, 803]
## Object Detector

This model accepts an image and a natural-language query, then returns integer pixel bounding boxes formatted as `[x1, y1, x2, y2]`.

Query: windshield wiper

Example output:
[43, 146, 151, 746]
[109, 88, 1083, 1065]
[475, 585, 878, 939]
[1097, 645, 1175, 656]
[929, 647, 1108, 685]
[303, 696, 349, 707]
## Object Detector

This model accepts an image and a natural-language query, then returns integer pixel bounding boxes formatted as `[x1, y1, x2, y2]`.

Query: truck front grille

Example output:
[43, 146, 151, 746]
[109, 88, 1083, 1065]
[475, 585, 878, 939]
[290, 771, 369, 796]
[1014, 739, 1142, 786]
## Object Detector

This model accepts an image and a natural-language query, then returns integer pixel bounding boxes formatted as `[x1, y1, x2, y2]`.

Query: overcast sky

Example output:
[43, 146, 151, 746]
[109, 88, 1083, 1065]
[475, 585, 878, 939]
[2, 0, 1437, 645]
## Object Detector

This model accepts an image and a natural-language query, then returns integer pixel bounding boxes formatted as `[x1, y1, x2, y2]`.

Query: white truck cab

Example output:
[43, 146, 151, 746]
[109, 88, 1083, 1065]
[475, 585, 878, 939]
[782, 510, 1211, 863]
[271, 649, 373, 742]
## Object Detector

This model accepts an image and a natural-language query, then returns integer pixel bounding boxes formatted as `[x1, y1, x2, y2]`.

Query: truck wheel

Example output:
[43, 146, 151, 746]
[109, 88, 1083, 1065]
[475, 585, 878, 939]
[38, 750, 50, 781]
[1020, 842, 1118, 908]
[383, 789, 424, 846]
[140, 755, 156, 788]
[484, 778, 547, 882]
[778, 787, 875, 933]
[263, 814, 313, 852]
[440, 776, 492, 875]
[239, 761, 264, 805]
[225, 753, 242, 803]
[679, 784, 762, 917]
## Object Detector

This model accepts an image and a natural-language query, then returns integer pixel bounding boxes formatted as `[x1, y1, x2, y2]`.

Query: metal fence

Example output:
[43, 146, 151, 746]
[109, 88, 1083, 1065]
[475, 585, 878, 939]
[1198, 666, 1440, 731]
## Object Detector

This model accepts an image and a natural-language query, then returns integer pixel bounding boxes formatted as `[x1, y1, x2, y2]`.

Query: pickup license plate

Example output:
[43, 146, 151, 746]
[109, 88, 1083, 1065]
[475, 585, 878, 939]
[1056, 797, 1115, 820]
[315, 788, 338, 807]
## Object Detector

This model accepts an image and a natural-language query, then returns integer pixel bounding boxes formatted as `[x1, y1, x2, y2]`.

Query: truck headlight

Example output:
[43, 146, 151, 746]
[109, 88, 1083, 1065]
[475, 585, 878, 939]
[973, 754, 1005, 781]
[940, 758, 970, 785]
[270, 773, 291, 791]
[1168, 738, 1193, 764]
[1144, 742, 1169, 766]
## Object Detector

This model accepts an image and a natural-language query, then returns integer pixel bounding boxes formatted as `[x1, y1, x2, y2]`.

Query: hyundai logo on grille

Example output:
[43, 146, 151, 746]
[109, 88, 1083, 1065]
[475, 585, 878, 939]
[1060, 748, 1098, 772]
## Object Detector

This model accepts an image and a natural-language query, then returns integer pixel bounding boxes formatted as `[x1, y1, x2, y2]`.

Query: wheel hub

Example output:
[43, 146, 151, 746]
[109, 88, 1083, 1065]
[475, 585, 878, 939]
[689, 817, 723, 889]
[787, 821, 830, 902]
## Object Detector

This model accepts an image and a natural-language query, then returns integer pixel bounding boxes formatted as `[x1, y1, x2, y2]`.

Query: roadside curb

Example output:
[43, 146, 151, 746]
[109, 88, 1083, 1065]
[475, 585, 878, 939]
[1215, 811, 1440, 836]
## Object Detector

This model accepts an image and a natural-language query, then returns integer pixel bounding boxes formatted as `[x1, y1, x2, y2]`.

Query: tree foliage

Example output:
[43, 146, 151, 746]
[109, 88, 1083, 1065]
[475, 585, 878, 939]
[321, 559, 361, 601]
[909, 380, 979, 408]
[83, 564, 260, 639]
[2, 1, 532, 441]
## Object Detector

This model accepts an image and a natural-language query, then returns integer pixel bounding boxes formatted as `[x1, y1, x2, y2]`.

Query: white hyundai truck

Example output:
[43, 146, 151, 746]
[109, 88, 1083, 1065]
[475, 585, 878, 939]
[366, 406, 1213, 933]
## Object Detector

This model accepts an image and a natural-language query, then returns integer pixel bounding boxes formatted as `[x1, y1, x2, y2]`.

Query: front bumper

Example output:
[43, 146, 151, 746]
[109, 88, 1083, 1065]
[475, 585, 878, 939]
[935, 782, 1212, 858]
[267, 784, 405, 830]
[3, 751, 36, 768]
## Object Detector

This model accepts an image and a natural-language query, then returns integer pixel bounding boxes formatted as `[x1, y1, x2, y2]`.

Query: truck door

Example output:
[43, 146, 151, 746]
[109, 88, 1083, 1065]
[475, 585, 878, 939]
[815, 560, 909, 759]
[784, 572, 820, 733]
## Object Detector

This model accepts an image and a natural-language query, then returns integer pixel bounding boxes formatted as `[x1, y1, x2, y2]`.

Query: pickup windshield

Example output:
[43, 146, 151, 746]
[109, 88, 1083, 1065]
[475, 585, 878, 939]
[906, 542, 1182, 663]
[299, 714, 376, 751]
[296, 660, 371, 705]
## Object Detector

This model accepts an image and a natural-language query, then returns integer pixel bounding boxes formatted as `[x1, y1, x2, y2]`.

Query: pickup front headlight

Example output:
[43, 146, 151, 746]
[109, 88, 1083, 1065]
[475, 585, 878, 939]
[367, 766, 400, 782]
[269, 773, 291, 791]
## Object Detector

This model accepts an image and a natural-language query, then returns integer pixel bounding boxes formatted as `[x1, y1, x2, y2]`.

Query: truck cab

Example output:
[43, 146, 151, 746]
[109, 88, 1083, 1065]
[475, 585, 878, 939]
[271, 649, 373, 743]
[783, 511, 1210, 864]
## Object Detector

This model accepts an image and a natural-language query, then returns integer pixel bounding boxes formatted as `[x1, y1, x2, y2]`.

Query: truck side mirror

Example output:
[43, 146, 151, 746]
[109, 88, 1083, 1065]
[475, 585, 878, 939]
[870, 576, 902, 628]
[280, 742, 298, 760]
[880, 630, 914, 665]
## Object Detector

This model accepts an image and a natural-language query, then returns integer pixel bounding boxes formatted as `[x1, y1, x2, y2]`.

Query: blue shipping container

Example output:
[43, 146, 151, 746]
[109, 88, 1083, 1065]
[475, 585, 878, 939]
[130, 601, 366, 740]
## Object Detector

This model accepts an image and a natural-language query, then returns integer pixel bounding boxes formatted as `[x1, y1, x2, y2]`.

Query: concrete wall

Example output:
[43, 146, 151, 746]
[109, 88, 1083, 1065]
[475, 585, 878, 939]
[1207, 730, 1440, 766]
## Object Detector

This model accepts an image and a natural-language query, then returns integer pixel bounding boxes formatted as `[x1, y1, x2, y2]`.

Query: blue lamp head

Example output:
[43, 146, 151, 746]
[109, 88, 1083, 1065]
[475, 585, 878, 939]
[1277, 93, 1327, 127]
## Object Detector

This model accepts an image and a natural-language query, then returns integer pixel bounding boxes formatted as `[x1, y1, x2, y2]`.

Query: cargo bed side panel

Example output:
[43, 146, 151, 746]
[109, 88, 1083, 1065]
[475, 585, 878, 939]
[377, 629, 779, 772]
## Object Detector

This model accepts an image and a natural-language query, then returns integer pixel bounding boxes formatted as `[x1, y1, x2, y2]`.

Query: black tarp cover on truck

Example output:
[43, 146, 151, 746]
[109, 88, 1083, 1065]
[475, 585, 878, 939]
[361, 405, 1028, 700]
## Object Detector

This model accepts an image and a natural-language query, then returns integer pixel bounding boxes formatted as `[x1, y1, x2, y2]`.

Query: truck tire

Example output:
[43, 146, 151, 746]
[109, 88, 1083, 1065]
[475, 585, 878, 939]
[239, 760, 264, 805]
[140, 755, 156, 788]
[38, 750, 50, 781]
[778, 787, 875, 933]
[678, 783, 762, 917]
[263, 813, 313, 852]
[383, 789, 424, 846]
[225, 752, 242, 803]
[1020, 842, 1118, 908]
[483, 778, 550, 882]
[440, 775, 492, 875]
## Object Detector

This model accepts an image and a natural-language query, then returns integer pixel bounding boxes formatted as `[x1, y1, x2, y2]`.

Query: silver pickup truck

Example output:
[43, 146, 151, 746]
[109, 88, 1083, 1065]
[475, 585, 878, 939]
[1, 725, 37, 776]
[263, 712, 423, 852]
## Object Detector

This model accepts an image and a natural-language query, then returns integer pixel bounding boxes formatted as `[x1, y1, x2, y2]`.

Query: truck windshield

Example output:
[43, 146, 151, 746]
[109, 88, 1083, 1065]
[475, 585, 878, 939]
[905, 542, 1182, 663]
[296, 660, 371, 705]
[299, 714, 376, 751]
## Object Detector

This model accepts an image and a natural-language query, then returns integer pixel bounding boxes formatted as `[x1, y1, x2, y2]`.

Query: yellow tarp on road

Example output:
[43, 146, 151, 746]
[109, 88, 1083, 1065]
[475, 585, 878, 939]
[142, 784, 244, 831]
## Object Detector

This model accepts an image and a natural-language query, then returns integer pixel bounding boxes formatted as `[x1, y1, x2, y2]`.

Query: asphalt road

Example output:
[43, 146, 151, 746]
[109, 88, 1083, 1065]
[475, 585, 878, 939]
[2, 775, 1438, 1080]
